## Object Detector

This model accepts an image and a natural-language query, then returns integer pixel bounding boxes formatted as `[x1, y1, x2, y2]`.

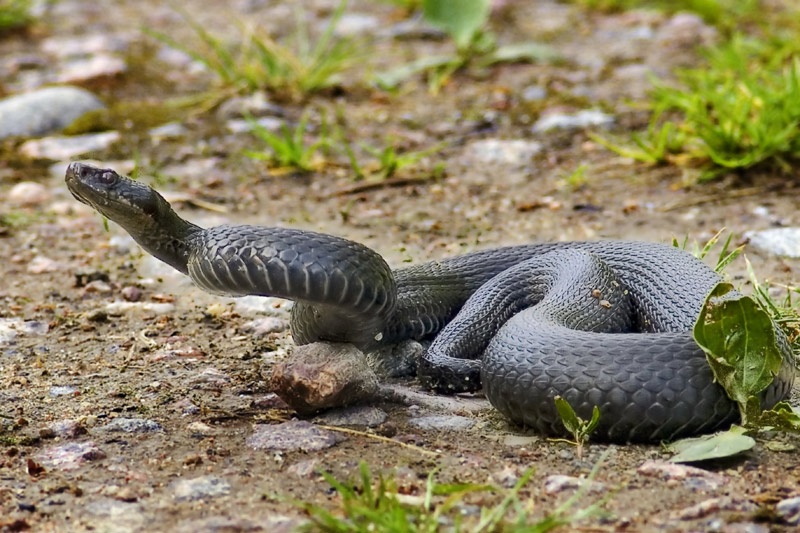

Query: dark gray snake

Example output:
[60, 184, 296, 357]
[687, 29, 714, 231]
[66, 162, 795, 443]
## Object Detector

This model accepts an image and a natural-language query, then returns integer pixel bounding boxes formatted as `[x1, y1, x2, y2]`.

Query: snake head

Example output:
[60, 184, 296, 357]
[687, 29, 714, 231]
[65, 162, 167, 225]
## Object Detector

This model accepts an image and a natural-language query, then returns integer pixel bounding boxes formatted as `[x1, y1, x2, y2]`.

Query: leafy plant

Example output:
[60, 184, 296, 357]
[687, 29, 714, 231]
[672, 228, 743, 273]
[0, 0, 31, 32]
[297, 460, 610, 532]
[551, 396, 600, 459]
[375, 0, 558, 93]
[345, 138, 446, 181]
[146, 0, 361, 99]
[245, 109, 329, 171]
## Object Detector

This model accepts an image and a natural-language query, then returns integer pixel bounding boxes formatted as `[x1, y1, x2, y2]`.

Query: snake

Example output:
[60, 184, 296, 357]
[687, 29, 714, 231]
[65, 162, 795, 443]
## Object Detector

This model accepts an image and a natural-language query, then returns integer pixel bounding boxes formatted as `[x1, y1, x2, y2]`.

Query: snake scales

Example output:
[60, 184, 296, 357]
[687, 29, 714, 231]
[66, 162, 795, 442]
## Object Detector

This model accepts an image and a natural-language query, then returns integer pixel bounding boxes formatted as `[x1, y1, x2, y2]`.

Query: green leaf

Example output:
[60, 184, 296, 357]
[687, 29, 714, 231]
[479, 42, 560, 66]
[422, 0, 490, 50]
[373, 54, 459, 90]
[554, 396, 581, 434]
[756, 401, 800, 432]
[692, 282, 783, 409]
[667, 425, 755, 463]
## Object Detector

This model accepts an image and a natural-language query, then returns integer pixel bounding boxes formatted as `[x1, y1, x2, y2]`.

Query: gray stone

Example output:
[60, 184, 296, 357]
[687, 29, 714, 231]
[45, 419, 87, 438]
[8, 182, 50, 206]
[333, 13, 380, 36]
[544, 474, 605, 495]
[463, 139, 542, 166]
[247, 420, 345, 452]
[19, 131, 120, 160]
[0, 86, 104, 140]
[521, 85, 547, 101]
[776, 496, 800, 525]
[409, 415, 475, 431]
[36, 441, 106, 471]
[314, 405, 387, 428]
[638, 460, 726, 491]
[49, 385, 78, 397]
[746, 228, 800, 258]
[171, 475, 231, 501]
[101, 417, 162, 433]
[83, 498, 145, 532]
[148, 122, 187, 140]
[532, 109, 614, 132]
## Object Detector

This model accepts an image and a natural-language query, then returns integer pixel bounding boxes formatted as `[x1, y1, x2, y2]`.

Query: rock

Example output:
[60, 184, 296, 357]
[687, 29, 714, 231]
[41, 34, 130, 58]
[746, 228, 800, 258]
[503, 435, 539, 447]
[120, 286, 143, 302]
[174, 397, 200, 415]
[0, 318, 49, 345]
[491, 466, 520, 488]
[27, 256, 64, 273]
[43, 419, 87, 439]
[35, 441, 106, 471]
[378, 384, 492, 413]
[105, 301, 176, 315]
[247, 420, 345, 452]
[171, 476, 231, 501]
[719, 524, 769, 533]
[226, 116, 284, 134]
[463, 139, 542, 166]
[240, 317, 290, 337]
[175, 516, 269, 533]
[148, 122, 187, 141]
[313, 406, 387, 428]
[270, 342, 379, 414]
[671, 497, 754, 520]
[544, 474, 605, 495]
[521, 85, 547, 101]
[638, 460, 726, 491]
[83, 499, 145, 531]
[232, 295, 290, 317]
[287, 458, 319, 478]
[332, 13, 380, 36]
[8, 182, 51, 206]
[409, 415, 475, 431]
[49, 385, 78, 397]
[216, 91, 284, 120]
[55, 55, 127, 84]
[19, 131, 120, 160]
[776, 496, 800, 525]
[101, 417, 162, 433]
[532, 109, 614, 132]
[186, 421, 215, 437]
[0, 86, 105, 140]
[189, 368, 231, 390]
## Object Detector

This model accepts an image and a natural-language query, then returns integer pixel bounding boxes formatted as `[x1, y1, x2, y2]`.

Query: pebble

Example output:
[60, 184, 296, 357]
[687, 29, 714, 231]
[240, 317, 289, 337]
[0, 86, 105, 140]
[8, 182, 51, 206]
[332, 13, 380, 36]
[216, 91, 284, 120]
[19, 131, 121, 160]
[378, 384, 492, 413]
[120, 286, 143, 302]
[105, 301, 176, 315]
[83, 499, 145, 531]
[44, 419, 87, 439]
[55, 54, 127, 84]
[745, 227, 800, 258]
[638, 460, 726, 491]
[313, 406, 387, 428]
[232, 295, 290, 317]
[671, 497, 754, 520]
[27, 256, 63, 273]
[544, 474, 605, 495]
[521, 85, 547, 101]
[226, 116, 284, 134]
[171, 475, 231, 501]
[101, 417, 162, 433]
[174, 397, 200, 415]
[189, 367, 231, 390]
[49, 385, 78, 397]
[287, 458, 319, 478]
[0, 318, 49, 345]
[247, 420, 345, 452]
[532, 109, 615, 132]
[176, 516, 280, 533]
[270, 342, 378, 414]
[35, 441, 106, 471]
[463, 139, 542, 166]
[41, 34, 130, 58]
[408, 415, 474, 431]
[148, 122, 187, 140]
[186, 421, 215, 437]
[776, 496, 800, 525]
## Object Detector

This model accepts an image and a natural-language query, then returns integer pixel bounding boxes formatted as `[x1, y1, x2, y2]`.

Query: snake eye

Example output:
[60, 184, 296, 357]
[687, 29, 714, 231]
[99, 171, 116, 185]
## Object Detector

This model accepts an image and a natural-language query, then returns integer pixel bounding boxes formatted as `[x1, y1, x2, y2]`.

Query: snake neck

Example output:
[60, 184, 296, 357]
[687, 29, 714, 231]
[130, 210, 202, 275]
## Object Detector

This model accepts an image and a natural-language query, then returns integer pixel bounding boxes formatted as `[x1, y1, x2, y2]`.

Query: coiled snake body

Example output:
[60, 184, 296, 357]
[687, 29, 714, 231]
[66, 163, 795, 443]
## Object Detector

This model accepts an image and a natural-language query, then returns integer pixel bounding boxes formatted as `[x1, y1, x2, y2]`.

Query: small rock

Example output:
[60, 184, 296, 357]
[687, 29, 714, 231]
[0, 86, 105, 140]
[148, 122, 187, 140]
[27, 256, 63, 273]
[776, 496, 800, 525]
[19, 131, 120, 160]
[45, 419, 87, 439]
[171, 475, 231, 501]
[120, 286, 143, 302]
[35, 441, 106, 471]
[532, 109, 614, 132]
[544, 474, 605, 495]
[8, 182, 51, 206]
[491, 466, 520, 489]
[409, 415, 474, 431]
[671, 497, 754, 520]
[216, 91, 284, 120]
[240, 317, 289, 337]
[83, 280, 113, 295]
[463, 138, 542, 166]
[226, 116, 284, 134]
[41, 34, 130, 58]
[49, 385, 78, 397]
[174, 397, 200, 415]
[333, 13, 380, 36]
[314, 406, 387, 428]
[247, 420, 345, 452]
[189, 367, 231, 390]
[521, 85, 547, 101]
[252, 393, 290, 410]
[175, 516, 269, 533]
[105, 301, 176, 315]
[186, 421, 215, 437]
[101, 417, 162, 433]
[83, 498, 145, 530]
[287, 458, 319, 478]
[55, 54, 127, 84]
[270, 342, 379, 415]
[638, 460, 726, 491]
[746, 228, 800, 258]
[502, 435, 539, 446]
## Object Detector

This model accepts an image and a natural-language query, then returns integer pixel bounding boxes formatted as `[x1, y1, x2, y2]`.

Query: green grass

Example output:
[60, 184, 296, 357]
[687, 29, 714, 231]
[565, 0, 761, 28]
[245, 109, 330, 171]
[296, 461, 610, 532]
[343, 137, 446, 181]
[0, 0, 31, 32]
[598, 35, 800, 181]
[145, 0, 362, 99]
